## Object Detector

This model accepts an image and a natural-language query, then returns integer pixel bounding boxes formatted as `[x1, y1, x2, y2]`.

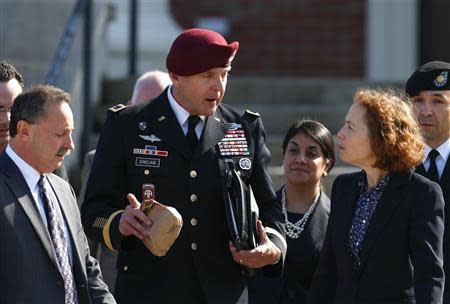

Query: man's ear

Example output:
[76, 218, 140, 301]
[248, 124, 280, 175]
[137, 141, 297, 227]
[16, 120, 31, 140]
[168, 72, 181, 87]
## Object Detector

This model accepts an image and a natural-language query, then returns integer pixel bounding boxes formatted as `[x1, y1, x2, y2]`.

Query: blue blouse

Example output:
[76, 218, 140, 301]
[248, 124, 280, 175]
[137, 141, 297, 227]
[348, 171, 390, 270]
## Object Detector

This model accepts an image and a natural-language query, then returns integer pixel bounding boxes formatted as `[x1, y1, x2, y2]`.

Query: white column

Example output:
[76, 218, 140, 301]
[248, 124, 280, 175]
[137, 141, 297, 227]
[106, 0, 182, 78]
[366, 0, 418, 81]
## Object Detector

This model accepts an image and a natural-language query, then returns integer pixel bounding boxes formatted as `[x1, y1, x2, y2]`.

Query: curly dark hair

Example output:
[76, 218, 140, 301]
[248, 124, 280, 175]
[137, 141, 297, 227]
[0, 59, 24, 87]
[354, 88, 424, 172]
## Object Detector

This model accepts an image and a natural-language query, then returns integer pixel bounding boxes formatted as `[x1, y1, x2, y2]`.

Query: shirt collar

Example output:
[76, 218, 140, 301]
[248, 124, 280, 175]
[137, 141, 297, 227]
[5, 145, 41, 193]
[167, 85, 206, 128]
[424, 137, 450, 163]
[358, 170, 390, 194]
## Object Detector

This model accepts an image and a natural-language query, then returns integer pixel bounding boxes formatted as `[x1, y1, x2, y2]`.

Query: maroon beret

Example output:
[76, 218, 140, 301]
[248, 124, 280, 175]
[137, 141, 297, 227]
[166, 28, 239, 76]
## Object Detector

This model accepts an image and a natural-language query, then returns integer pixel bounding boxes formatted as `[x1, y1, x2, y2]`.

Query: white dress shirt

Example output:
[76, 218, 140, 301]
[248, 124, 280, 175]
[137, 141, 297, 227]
[5, 145, 74, 263]
[167, 85, 205, 139]
[423, 137, 450, 179]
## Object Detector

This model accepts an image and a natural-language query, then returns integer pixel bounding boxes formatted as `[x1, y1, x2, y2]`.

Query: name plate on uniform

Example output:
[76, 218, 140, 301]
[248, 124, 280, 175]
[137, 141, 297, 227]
[135, 157, 160, 168]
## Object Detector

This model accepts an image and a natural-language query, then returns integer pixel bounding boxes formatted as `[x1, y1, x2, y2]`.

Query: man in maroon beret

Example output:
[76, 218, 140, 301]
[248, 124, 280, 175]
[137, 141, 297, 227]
[82, 28, 286, 304]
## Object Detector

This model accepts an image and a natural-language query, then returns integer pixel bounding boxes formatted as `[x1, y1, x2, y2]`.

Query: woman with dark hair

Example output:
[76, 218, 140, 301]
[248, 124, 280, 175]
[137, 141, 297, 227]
[308, 88, 445, 304]
[248, 119, 335, 304]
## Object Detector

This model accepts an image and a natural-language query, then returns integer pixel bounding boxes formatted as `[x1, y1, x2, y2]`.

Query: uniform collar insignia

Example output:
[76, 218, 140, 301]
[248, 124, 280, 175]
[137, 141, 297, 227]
[139, 122, 147, 131]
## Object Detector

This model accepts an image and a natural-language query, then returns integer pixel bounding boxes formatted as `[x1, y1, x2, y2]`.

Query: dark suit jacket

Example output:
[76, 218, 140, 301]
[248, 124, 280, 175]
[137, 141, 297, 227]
[308, 171, 444, 304]
[81, 90, 286, 304]
[0, 152, 115, 304]
[416, 156, 450, 303]
[248, 188, 330, 304]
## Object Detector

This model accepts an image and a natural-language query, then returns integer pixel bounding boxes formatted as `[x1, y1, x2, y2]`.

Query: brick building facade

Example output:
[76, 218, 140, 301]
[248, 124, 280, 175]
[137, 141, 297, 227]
[170, 0, 365, 77]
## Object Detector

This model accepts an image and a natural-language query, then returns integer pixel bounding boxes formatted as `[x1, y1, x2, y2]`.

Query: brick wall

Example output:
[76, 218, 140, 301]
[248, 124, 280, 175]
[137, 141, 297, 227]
[170, 0, 365, 77]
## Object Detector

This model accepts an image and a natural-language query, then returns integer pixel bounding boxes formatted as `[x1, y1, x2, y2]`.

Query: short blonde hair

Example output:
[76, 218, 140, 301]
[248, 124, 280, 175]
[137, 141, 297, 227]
[355, 88, 424, 172]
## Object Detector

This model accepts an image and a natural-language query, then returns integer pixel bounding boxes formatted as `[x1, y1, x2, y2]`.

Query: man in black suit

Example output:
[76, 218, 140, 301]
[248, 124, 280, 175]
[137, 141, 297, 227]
[406, 61, 450, 303]
[0, 85, 115, 303]
[81, 28, 286, 304]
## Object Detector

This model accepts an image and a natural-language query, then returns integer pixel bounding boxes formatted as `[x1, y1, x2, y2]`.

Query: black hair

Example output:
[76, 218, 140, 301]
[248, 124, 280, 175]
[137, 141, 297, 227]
[0, 59, 25, 87]
[282, 119, 335, 173]
[10, 85, 70, 137]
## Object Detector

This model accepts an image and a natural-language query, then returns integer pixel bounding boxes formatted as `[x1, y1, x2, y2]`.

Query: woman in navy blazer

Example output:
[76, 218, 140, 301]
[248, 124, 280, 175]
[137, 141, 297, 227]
[248, 120, 335, 304]
[309, 88, 445, 304]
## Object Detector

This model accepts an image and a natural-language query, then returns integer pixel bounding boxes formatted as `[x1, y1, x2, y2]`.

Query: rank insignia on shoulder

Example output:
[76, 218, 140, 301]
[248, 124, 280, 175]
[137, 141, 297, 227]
[109, 104, 127, 113]
[245, 109, 260, 117]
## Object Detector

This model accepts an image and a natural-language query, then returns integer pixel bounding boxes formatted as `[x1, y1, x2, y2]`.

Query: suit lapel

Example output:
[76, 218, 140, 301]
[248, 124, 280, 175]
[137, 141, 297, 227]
[305, 193, 330, 243]
[141, 96, 192, 159]
[47, 174, 86, 275]
[357, 172, 409, 273]
[195, 115, 231, 158]
[439, 158, 450, 194]
[335, 173, 361, 277]
[416, 157, 449, 195]
[415, 163, 426, 176]
[0, 153, 59, 268]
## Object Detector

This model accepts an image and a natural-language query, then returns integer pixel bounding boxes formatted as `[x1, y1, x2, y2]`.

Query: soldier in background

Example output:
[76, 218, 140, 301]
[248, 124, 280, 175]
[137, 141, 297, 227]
[406, 61, 450, 303]
[78, 70, 171, 292]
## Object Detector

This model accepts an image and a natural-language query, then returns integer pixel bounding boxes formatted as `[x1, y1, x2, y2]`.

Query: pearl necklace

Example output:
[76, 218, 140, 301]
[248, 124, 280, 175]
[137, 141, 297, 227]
[281, 186, 320, 239]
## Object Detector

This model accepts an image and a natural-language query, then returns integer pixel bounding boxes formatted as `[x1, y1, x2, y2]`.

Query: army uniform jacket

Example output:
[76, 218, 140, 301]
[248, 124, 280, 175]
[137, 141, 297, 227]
[81, 89, 286, 304]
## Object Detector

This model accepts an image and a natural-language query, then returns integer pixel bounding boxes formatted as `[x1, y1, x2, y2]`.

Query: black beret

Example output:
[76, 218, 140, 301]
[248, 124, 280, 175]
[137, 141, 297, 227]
[405, 61, 450, 97]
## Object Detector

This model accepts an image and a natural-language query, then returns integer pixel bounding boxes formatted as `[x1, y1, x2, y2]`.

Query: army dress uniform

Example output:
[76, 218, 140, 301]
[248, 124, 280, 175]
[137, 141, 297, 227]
[406, 61, 450, 303]
[81, 88, 286, 304]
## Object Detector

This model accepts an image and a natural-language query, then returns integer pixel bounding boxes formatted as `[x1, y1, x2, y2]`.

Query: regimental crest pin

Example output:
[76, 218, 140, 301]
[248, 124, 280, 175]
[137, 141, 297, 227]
[139, 122, 147, 131]
[434, 71, 448, 88]
[239, 157, 252, 170]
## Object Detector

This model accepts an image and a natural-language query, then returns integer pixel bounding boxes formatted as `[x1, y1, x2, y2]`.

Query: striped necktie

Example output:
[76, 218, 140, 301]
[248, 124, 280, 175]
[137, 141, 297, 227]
[38, 175, 78, 304]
